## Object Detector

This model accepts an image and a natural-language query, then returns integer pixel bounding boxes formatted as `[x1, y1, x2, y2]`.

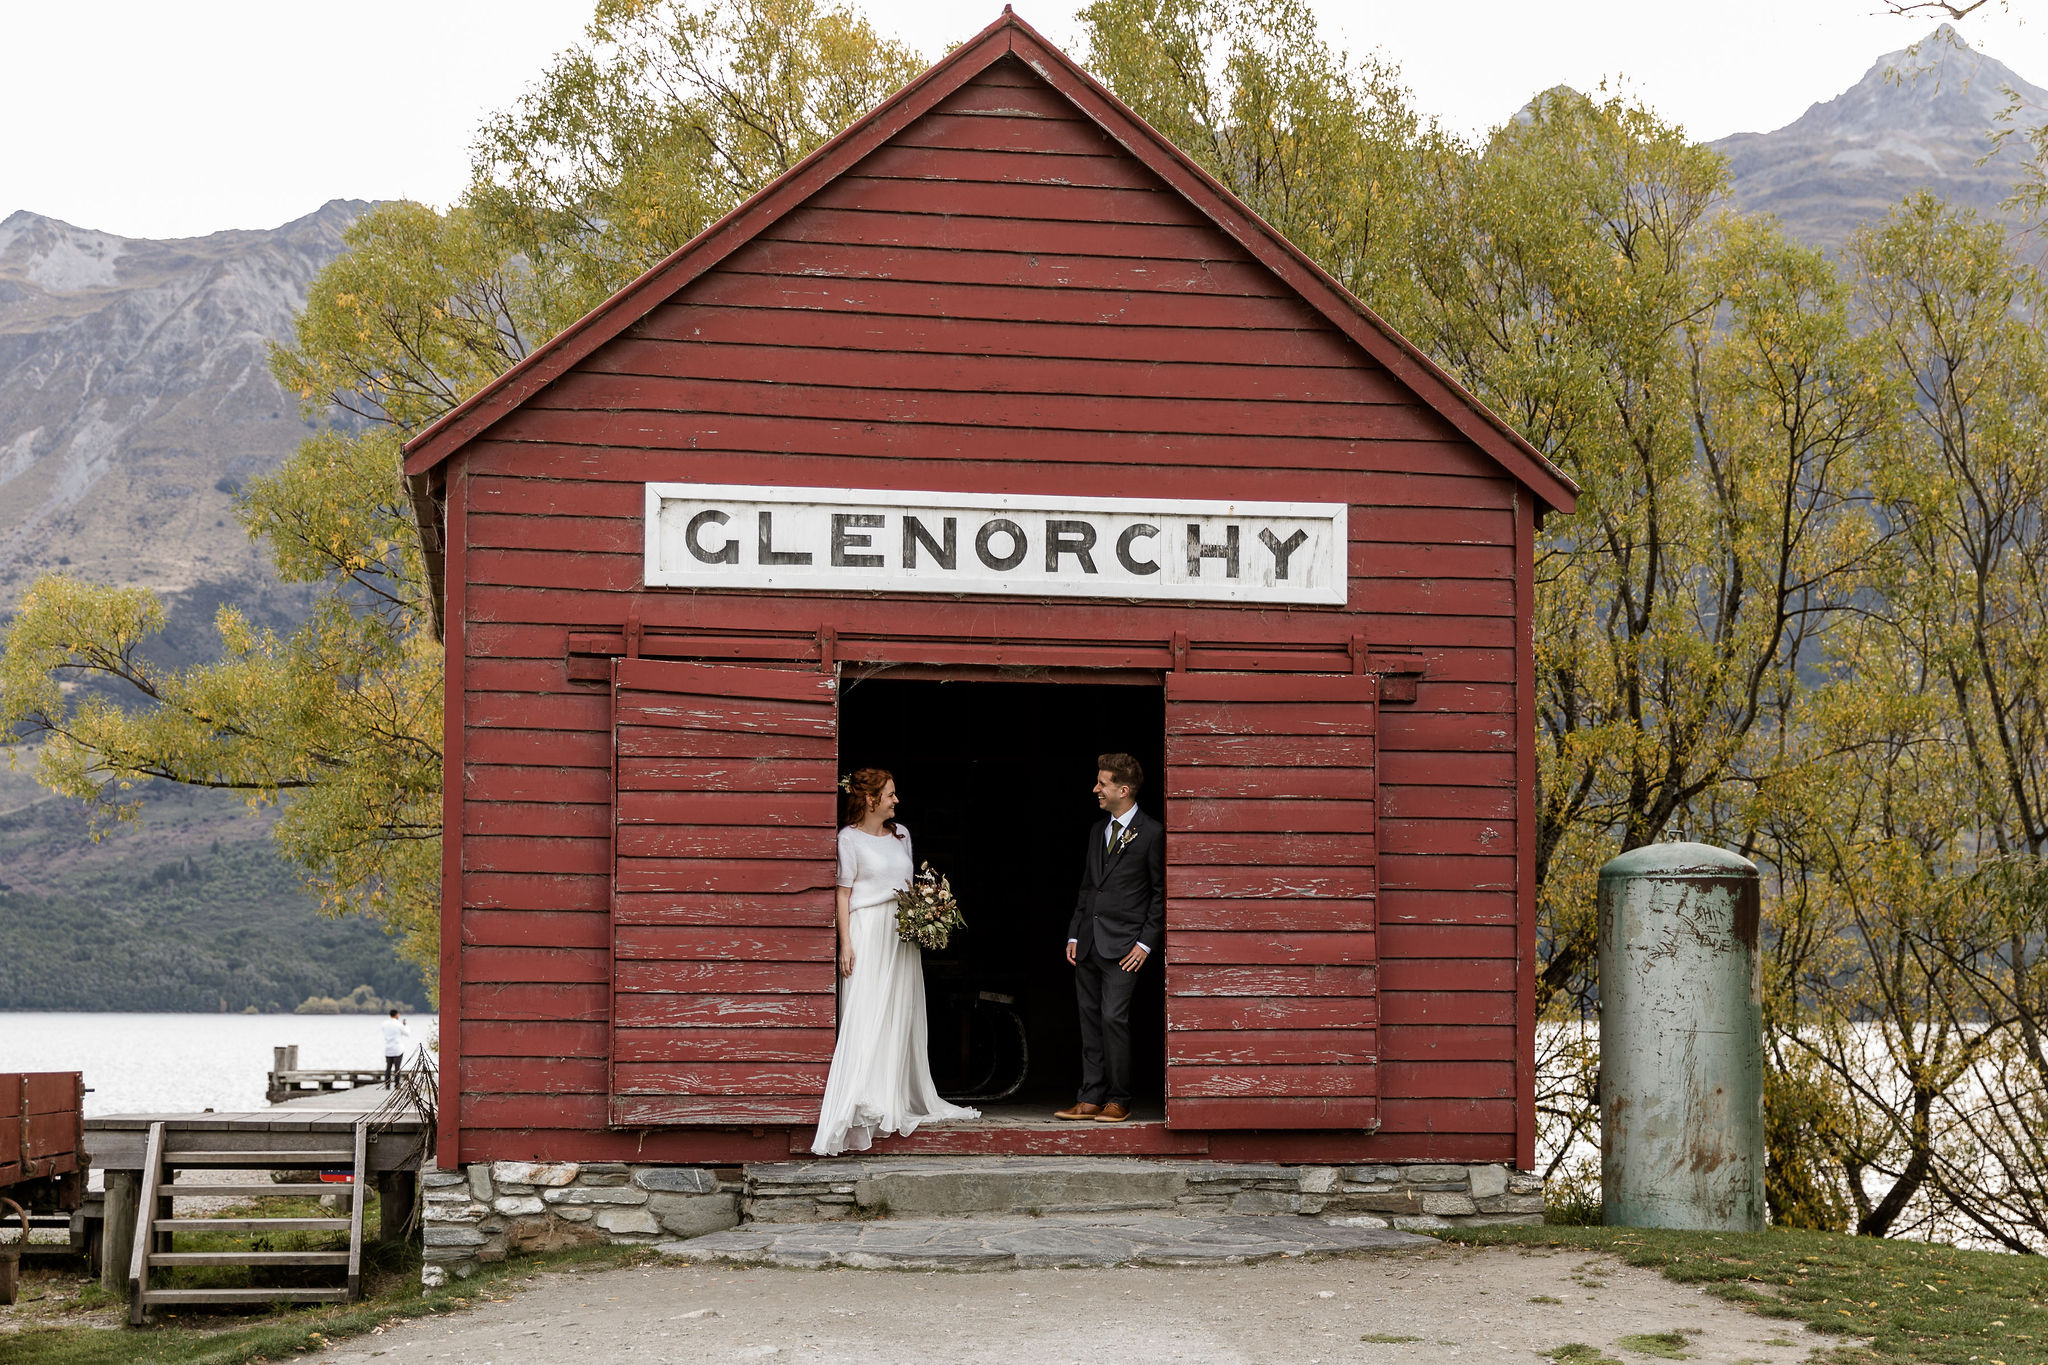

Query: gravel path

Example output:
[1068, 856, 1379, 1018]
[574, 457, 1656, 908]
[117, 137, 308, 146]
[313, 1241, 1823, 1364]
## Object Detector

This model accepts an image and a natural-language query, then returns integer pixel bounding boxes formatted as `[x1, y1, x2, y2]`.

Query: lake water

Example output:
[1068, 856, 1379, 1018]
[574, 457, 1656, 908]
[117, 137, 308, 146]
[0, 1012, 440, 1116]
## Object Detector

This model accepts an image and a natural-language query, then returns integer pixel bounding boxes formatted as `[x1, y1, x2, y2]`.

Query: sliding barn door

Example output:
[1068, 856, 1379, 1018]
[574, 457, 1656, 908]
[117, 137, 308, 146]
[609, 658, 840, 1126]
[1164, 671, 1379, 1129]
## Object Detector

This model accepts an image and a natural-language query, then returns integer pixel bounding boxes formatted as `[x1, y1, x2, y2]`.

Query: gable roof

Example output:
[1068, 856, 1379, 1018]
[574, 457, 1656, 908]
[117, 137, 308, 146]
[400, 7, 1577, 518]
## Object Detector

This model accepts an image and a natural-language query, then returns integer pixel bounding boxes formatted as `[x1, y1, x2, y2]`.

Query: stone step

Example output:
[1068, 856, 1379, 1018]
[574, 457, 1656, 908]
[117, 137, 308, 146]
[660, 1211, 1434, 1270]
[748, 1157, 1189, 1220]
[741, 1156, 1545, 1225]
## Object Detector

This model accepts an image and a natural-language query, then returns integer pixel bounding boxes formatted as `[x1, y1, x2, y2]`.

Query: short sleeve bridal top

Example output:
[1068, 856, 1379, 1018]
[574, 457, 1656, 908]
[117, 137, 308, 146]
[836, 824, 913, 913]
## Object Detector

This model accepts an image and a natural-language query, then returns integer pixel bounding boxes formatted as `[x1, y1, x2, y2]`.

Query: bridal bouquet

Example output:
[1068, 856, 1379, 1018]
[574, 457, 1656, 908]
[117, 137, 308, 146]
[895, 861, 966, 952]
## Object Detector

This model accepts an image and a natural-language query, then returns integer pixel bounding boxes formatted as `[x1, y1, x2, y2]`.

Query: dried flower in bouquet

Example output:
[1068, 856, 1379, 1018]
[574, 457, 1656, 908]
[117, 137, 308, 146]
[894, 861, 966, 952]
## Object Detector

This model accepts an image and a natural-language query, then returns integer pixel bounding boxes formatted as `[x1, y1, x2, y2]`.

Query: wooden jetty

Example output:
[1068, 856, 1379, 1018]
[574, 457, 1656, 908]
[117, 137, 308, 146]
[265, 1045, 389, 1104]
[87, 1087, 426, 1323]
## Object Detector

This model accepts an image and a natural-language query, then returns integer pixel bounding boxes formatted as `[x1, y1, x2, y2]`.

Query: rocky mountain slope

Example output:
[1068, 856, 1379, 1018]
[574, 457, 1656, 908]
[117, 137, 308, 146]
[0, 200, 364, 638]
[1712, 26, 2048, 250]
[0, 200, 422, 1010]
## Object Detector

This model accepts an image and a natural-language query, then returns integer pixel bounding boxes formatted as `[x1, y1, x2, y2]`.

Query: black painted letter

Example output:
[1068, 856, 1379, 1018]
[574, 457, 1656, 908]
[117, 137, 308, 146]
[1116, 523, 1160, 575]
[831, 512, 884, 567]
[1259, 527, 1309, 580]
[684, 509, 738, 564]
[757, 509, 812, 566]
[902, 515, 957, 570]
[1185, 523, 1240, 578]
[975, 518, 1027, 571]
[1045, 519, 1098, 574]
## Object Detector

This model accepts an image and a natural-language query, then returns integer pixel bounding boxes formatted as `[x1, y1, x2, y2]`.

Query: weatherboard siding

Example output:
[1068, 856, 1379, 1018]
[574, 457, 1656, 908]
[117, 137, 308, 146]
[438, 55, 1528, 1165]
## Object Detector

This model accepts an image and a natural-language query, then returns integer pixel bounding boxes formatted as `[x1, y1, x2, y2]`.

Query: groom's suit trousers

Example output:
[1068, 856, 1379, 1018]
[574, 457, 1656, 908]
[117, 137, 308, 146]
[1073, 936, 1138, 1107]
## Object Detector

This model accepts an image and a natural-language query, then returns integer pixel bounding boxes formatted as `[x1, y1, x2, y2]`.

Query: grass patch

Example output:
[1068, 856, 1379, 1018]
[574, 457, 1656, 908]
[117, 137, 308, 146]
[1545, 1347, 1623, 1365]
[1613, 1329, 1697, 1359]
[1530, 1295, 1565, 1304]
[1440, 1224, 2048, 1365]
[1360, 1333, 1423, 1343]
[1545, 1178, 1604, 1227]
[0, 1238, 650, 1364]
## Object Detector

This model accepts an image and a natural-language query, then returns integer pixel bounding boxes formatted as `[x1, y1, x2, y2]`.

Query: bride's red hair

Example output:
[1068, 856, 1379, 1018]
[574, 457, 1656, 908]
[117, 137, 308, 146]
[841, 767, 901, 835]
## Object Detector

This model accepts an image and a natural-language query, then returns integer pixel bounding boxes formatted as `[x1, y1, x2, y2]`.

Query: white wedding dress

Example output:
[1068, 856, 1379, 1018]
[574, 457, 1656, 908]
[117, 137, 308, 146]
[811, 823, 980, 1155]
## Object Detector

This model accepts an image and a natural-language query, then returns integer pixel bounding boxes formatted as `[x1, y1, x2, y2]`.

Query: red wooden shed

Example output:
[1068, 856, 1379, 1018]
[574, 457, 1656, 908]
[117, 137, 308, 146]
[403, 9, 1575, 1175]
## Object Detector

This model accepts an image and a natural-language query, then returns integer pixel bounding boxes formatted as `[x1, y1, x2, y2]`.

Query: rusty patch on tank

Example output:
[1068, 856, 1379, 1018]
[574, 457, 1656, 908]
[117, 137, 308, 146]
[1733, 878, 1760, 950]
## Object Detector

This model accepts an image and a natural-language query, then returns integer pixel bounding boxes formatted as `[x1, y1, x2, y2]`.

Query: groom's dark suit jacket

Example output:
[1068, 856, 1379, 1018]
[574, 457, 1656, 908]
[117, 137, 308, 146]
[1067, 806, 1166, 959]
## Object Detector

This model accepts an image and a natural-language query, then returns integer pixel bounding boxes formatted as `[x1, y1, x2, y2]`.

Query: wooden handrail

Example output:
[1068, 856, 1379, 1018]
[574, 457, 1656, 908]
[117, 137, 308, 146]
[345, 1122, 367, 1301]
[127, 1121, 163, 1325]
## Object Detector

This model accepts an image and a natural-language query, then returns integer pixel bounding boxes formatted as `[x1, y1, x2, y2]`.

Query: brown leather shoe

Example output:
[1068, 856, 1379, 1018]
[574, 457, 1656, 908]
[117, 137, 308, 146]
[1095, 1103, 1131, 1123]
[1054, 1102, 1102, 1121]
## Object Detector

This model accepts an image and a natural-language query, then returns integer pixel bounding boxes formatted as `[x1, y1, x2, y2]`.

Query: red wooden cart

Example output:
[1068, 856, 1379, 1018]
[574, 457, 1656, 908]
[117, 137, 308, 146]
[0, 1072, 88, 1299]
[0, 1072, 87, 1197]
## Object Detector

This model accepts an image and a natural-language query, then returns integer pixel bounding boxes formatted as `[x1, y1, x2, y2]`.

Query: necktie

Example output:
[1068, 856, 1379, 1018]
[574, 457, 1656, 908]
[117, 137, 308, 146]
[1106, 820, 1120, 853]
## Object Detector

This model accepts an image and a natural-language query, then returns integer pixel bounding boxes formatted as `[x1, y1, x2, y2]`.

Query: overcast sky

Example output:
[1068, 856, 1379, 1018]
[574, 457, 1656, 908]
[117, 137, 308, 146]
[5, 0, 2041, 241]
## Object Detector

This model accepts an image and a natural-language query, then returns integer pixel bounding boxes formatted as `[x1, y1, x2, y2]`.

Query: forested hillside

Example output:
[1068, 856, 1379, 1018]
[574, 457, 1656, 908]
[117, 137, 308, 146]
[0, 770, 425, 1011]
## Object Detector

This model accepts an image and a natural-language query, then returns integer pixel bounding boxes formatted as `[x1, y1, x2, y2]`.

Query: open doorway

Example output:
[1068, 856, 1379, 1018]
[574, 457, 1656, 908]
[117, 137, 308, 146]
[837, 674, 1166, 1115]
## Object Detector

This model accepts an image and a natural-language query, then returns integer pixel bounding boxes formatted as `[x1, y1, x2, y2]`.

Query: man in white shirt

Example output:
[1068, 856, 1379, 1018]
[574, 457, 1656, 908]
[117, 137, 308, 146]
[381, 1009, 411, 1086]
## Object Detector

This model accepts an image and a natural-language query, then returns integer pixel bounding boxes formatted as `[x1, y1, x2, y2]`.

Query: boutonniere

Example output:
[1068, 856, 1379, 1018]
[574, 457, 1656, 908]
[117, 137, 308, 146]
[1115, 826, 1138, 853]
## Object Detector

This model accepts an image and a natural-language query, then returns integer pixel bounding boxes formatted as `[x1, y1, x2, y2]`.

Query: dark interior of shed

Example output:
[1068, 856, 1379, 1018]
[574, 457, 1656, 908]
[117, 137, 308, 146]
[837, 676, 1167, 1115]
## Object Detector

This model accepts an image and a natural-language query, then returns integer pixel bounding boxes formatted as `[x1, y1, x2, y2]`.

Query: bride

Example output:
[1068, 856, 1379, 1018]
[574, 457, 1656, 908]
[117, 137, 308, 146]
[811, 767, 980, 1156]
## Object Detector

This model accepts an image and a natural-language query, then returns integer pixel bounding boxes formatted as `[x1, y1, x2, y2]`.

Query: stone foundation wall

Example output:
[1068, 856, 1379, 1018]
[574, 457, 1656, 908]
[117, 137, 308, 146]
[746, 1161, 1545, 1229]
[1285, 1163, 1546, 1228]
[421, 1161, 739, 1287]
[420, 1159, 1542, 1286]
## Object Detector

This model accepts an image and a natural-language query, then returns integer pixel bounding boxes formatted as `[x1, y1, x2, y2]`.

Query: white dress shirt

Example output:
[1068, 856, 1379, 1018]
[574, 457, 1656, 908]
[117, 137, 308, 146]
[1070, 807, 1150, 956]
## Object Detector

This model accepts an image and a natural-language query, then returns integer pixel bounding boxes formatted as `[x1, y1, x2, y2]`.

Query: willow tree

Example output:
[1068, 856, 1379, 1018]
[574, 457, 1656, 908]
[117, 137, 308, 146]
[1826, 193, 2048, 1250]
[0, 0, 925, 978]
[1079, 0, 1449, 319]
[1410, 97, 1889, 1022]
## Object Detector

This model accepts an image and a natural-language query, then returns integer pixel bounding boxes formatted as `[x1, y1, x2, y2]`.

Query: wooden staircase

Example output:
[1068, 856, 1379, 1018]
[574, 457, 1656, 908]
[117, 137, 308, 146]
[127, 1120, 367, 1323]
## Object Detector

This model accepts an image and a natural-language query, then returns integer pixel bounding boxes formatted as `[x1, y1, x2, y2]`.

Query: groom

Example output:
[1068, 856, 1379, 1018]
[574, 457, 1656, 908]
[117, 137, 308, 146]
[1058, 752, 1164, 1124]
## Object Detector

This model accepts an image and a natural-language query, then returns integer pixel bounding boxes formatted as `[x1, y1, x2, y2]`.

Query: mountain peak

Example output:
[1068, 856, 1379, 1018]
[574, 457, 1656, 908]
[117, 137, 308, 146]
[1770, 24, 2048, 141]
[0, 203, 365, 608]
[0, 212, 129, 291]
[1710, 26, 2048, 251]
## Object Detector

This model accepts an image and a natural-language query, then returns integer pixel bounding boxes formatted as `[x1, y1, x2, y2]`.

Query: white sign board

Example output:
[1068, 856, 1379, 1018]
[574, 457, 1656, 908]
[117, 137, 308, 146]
[644, 483, 1347, 605]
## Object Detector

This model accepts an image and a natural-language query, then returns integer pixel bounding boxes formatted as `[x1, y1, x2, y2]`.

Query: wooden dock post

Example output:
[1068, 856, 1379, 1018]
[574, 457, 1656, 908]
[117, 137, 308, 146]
[266, 1049, 382, 1105]
[100, 1170, 136, 1296]
[376, 1169, 417, 1244]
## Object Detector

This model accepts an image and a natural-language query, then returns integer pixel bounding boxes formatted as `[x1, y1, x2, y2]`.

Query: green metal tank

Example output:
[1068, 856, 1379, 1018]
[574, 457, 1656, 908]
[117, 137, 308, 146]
[1597, 842, 1764, 1231]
